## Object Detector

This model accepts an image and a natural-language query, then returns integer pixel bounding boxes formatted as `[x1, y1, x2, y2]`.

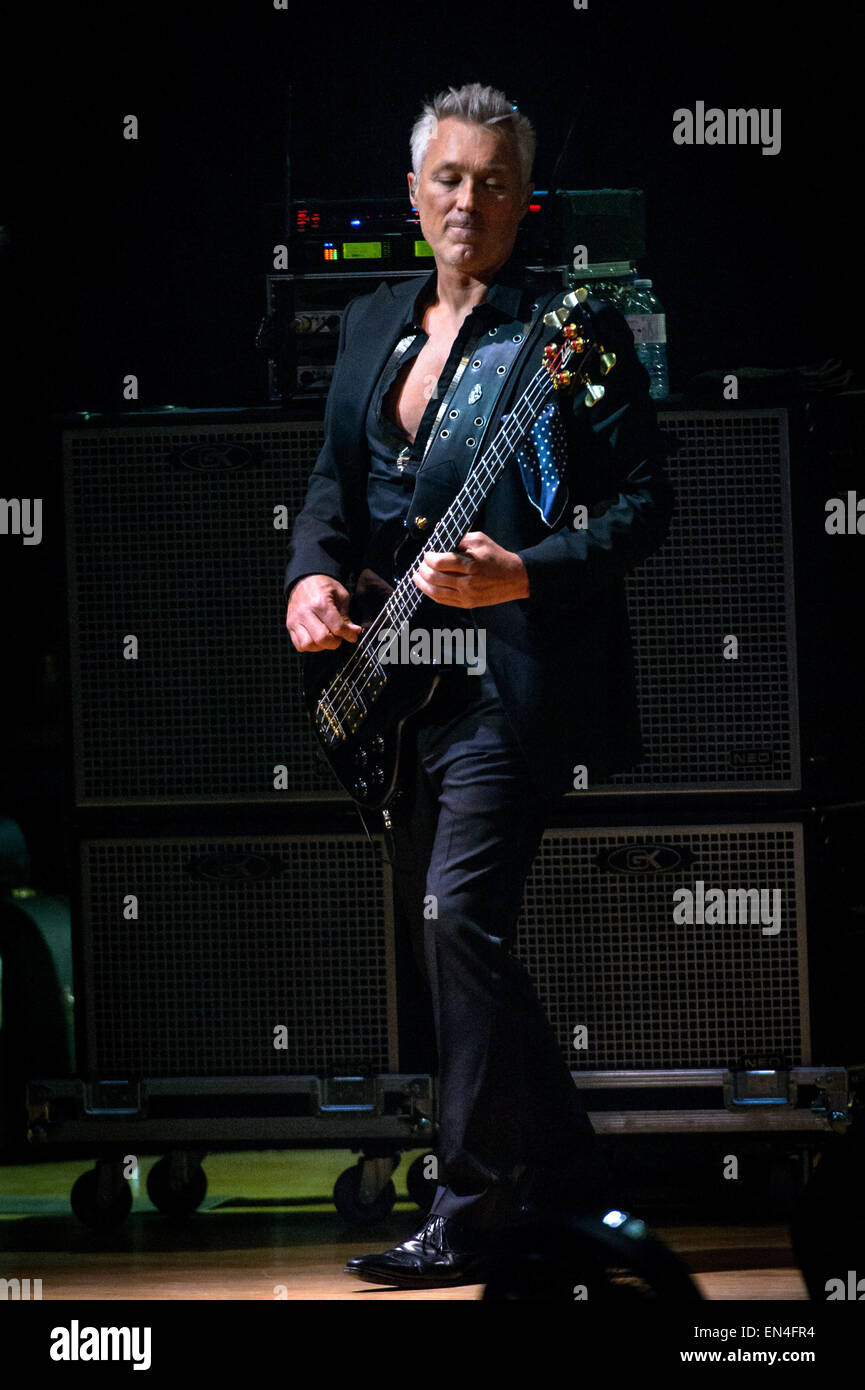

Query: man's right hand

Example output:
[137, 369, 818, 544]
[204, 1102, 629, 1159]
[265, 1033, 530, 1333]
[285, 575, 363, 652]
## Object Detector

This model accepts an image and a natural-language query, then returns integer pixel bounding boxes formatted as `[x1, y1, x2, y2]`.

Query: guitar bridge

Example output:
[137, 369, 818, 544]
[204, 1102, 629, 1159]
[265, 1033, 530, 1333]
[316, 694, 346, 744]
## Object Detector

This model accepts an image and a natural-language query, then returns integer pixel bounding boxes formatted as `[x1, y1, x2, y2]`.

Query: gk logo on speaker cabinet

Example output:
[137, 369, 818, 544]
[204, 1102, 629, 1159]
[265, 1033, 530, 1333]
[596, 844, 698, 874]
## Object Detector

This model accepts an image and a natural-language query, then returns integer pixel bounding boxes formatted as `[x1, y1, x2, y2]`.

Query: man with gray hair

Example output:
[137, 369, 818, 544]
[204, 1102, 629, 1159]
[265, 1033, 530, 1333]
[285, 82, 673, 1287]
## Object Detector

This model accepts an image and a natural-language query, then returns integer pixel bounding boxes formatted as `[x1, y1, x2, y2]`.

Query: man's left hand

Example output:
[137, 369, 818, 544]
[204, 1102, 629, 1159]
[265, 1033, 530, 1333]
[411, 531, 530, 607]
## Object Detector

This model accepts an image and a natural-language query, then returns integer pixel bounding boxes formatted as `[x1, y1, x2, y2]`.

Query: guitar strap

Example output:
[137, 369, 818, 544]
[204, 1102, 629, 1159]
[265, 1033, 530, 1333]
[410, 293, 556, 492]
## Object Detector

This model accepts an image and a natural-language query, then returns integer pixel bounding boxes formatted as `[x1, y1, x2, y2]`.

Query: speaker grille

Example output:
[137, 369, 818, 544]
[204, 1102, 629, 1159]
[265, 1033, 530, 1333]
[80, 833, 395, 1077]
[601, 408, 799, 791]
[515, 823, 809, 1069]
[65, 421, 339, 803]
[65, 408, 799, 803]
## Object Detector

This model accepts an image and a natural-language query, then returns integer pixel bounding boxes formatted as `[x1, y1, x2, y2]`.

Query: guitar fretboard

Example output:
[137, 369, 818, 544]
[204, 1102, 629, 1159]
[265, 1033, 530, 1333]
[315, 330, 589, 744]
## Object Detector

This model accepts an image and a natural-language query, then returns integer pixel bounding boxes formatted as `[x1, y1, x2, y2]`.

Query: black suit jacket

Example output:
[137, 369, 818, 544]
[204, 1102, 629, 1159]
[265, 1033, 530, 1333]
[284, 260, 674, 792]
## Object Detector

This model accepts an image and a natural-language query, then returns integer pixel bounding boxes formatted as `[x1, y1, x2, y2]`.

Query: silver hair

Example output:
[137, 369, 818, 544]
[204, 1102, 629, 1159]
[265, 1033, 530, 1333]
[410, 82, 536, 187]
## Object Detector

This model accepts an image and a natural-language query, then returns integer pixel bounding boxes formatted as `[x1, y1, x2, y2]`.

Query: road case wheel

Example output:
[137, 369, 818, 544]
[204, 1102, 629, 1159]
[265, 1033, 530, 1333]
[70, 1161, 133, 1231]
[146, 1152, 208, 1217]
[333, 1157, 398, 1226]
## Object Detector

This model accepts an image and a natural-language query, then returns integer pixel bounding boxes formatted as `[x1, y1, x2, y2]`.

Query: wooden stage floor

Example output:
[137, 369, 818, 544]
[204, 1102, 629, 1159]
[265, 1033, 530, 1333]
[0, 1149, 809, 1301]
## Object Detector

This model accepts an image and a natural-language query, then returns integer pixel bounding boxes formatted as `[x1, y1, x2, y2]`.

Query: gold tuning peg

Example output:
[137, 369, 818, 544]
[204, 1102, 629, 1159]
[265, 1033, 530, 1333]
[543, 307, 569, 328]
[600, 351, 616, 375]
[563, 287, 589, 307]
[584, 382, 606, 407]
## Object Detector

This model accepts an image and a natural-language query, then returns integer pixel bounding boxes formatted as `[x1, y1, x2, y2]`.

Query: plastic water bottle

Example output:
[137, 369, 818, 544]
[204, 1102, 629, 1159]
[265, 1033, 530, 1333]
[624, 278, 669, 400]
[570, 261, 636, 311]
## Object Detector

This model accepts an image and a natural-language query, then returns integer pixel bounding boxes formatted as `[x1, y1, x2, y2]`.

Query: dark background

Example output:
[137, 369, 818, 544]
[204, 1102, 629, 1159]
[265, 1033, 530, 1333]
[1, 0, 860, 884]
[7, 0, 860, 410]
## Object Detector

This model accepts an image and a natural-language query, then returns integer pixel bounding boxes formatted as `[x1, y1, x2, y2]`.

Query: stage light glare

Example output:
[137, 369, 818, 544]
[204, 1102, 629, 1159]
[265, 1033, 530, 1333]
[602, 1209, 628, 1227]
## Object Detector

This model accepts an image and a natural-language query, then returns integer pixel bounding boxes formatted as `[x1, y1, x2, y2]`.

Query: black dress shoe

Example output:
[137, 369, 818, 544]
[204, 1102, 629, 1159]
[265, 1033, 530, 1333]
[345, 1215, 492, 1288]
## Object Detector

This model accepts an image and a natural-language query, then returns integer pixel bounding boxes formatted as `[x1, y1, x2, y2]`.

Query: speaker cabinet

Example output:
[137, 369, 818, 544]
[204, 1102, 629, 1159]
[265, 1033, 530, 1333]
[598, 408, 799, 793]
[64, 417, 336, 804]
[64, 407, 798, 804]
[515, 822, 809, 1069]
[77, 832, 396, 1077]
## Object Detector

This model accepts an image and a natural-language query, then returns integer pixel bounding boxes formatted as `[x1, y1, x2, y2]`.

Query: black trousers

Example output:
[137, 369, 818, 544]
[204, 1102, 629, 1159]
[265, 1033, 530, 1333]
[384, 662, 597, 1229]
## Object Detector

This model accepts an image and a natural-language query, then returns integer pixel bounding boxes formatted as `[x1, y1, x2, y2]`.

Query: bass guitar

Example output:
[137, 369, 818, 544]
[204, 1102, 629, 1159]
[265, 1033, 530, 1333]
[301, 287, 616, 810]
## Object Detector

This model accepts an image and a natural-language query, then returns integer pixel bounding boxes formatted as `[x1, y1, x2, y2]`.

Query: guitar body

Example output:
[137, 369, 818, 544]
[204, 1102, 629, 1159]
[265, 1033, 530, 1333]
[301, 531, 447, 810]
[302, 639, 441, 809]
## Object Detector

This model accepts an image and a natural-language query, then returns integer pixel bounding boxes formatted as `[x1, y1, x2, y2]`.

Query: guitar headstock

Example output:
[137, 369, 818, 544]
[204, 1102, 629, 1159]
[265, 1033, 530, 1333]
[541, 287, 616, 408]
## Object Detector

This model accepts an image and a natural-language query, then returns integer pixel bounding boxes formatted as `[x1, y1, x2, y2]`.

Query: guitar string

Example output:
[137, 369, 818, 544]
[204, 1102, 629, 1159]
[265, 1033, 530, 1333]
[317, 383, 546, 729]
[322, 345, 575, 730]
[319, 335, 584, 734]
[320, 339, 578, 734]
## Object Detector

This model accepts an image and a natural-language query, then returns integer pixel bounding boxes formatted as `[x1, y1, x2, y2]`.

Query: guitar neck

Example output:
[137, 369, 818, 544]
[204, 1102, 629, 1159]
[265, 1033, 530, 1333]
[311, 291, 613, 759]
[379, 359, 556, 632]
